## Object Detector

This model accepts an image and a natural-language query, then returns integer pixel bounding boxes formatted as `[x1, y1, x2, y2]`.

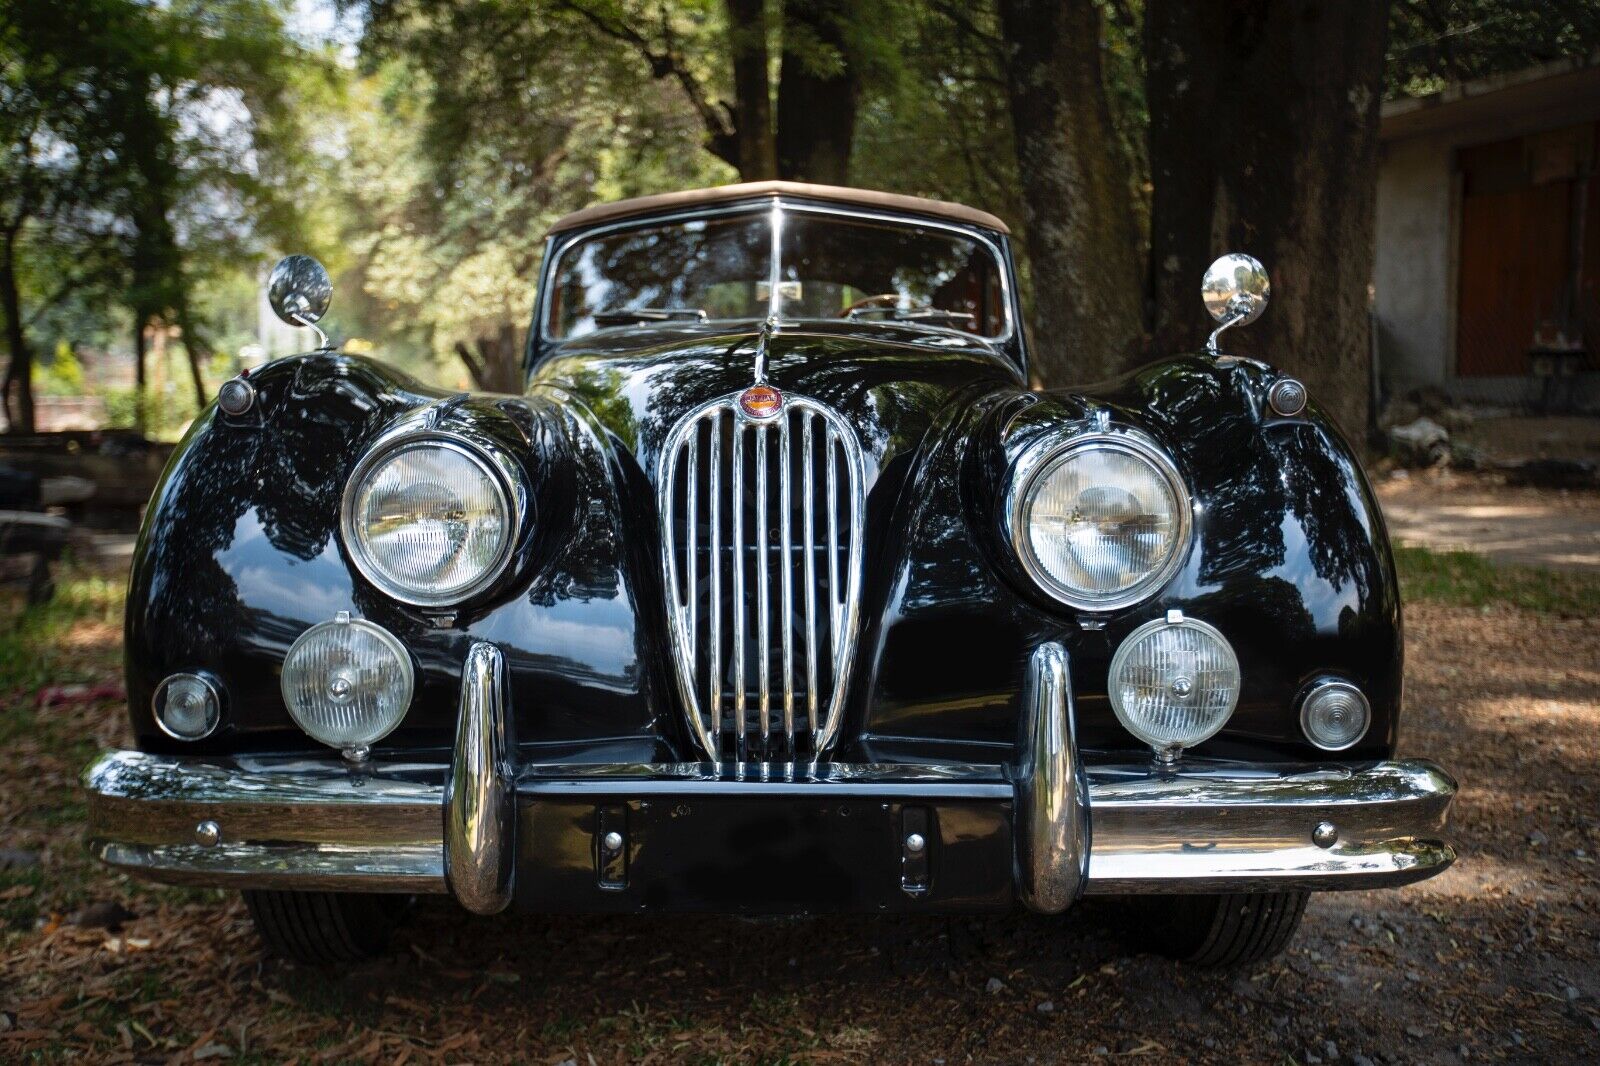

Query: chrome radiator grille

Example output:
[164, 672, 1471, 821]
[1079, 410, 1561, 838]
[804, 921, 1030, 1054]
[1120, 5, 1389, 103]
[659, 393, 865, 762]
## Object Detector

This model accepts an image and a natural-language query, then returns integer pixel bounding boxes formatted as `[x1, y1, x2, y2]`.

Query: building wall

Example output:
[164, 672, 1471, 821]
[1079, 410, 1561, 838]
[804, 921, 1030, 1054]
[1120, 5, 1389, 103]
[1374, 136, 1455, 393]
[1374, 59, 1600, 412]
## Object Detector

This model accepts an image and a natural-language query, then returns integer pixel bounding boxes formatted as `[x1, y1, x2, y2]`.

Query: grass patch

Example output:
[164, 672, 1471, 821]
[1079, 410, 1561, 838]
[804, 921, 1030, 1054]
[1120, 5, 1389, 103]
[0, 563, 124, 695]
[1394, 545, 1600, 616]
[0, 562, 128, 932]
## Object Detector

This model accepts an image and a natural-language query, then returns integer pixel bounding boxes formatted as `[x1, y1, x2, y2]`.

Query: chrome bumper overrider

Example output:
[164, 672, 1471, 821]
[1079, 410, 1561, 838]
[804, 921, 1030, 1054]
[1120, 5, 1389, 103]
[84, 642, 1457, 907]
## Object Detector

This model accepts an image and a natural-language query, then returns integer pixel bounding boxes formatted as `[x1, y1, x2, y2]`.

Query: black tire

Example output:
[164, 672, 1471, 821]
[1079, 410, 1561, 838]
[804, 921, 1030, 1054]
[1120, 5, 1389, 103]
[243, 890, 408, 964]
[1127, 891, 1309, 967]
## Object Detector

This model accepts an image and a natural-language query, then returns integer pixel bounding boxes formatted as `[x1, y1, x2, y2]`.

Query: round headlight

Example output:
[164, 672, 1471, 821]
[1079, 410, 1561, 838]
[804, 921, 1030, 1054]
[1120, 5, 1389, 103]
[281, 615, 414, 757]
[1108, 613, 1240, 755]
[1011, 433, 1189, 610]
[1300, 680, 1370, 751]
[342, 436, 514, 606]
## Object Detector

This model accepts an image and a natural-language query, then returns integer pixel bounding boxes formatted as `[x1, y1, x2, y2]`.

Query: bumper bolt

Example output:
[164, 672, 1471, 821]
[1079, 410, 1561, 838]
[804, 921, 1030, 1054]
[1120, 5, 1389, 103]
[195, 820, 222, 847]
[905, 832, 926, 854]
[1312, 820, 1338, 848]
[603, 830, 624, 852]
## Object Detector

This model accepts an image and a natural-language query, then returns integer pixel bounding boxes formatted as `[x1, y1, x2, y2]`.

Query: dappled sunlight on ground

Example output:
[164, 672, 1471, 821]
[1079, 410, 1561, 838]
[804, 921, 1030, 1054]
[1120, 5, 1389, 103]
[1377, 472, 1600, 571]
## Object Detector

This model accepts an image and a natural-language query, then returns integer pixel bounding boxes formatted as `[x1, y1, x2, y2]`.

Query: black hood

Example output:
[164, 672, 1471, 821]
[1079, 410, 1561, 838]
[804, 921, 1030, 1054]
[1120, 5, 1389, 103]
[529, 321, 1025, 485]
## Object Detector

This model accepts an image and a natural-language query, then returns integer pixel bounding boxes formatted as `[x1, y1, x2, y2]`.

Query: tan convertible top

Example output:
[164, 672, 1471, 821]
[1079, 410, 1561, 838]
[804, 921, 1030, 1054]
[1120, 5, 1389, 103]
[546, 180, 1010, 236]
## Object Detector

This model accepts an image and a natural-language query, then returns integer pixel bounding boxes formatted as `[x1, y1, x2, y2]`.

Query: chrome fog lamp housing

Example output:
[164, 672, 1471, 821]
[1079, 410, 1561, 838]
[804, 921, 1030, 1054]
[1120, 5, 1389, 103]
[1007, 430, 1191, 611]
[153, 673, 221, 740]
[1109, 611, 1240, 759]
[280, 613, 414, 760]
[341, 433, 517, 607]
[1300, 679, 1371, 751]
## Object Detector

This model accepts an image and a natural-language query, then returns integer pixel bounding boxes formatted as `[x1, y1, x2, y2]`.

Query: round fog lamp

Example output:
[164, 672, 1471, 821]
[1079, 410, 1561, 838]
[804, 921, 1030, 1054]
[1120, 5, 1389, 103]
[281, 615, 414, 757]
[1109, 613, 1240, 756]
[154, 673, 221, 740]
[1300, 680, 1370, 751]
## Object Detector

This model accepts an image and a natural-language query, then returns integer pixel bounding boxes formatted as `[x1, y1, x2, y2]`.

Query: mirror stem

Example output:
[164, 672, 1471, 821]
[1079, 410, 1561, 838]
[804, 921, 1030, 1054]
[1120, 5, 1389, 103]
[292, 314, 331, 351]
[1205, 309, 1245, 355]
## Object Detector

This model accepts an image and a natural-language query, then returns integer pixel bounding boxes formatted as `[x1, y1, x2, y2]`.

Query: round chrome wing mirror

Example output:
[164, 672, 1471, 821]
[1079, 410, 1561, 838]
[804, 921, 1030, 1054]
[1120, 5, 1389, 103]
[267, 255, 333, 347]
[1201, 253, 1270, 353]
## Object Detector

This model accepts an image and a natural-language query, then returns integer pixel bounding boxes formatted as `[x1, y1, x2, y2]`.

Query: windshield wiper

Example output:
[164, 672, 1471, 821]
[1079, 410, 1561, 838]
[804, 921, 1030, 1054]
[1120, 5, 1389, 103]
[847, 306, 977, 329]
[592, 307, 709, 327]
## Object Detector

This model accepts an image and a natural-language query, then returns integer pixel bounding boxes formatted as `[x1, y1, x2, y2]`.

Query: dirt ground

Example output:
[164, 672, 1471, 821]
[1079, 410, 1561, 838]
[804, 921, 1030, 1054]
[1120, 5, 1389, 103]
[1376, 470, 1600, 571]
[2, 588, 1599, 1063]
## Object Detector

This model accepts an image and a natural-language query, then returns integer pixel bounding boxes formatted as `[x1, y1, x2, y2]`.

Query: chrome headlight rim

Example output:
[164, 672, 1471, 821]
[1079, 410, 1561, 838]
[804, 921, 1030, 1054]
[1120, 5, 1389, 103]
[1005, 429, 1193, 612]
[340, 431, 520, 608]
[1108, 613, 1241, 751]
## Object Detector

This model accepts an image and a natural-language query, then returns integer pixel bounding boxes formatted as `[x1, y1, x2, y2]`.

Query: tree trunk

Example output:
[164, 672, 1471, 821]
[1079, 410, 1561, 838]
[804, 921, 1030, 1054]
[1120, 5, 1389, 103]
[1145, 0, 1387, 437]
[173, 299, 210, 409]
[998, 0, 1146, 387]
[775, 0, 861, 183]
[1143, 0, 1232, 357]
[725, 0, 777, 180]
[454, 322, 523, 394]
[0, 233, 35, 433]
[133, 314, 148, 435]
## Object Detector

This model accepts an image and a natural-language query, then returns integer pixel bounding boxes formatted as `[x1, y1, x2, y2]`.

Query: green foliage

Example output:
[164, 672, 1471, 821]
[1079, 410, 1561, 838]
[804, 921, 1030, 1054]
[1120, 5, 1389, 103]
[9, 0, 1597, 417]
[34, 341, 85, 395]
[101, 387, 142, 430]
[1388, 1, 1600, 99]
[0, 564, 123, 693]
[1393, 546, 1600, 617]
[849, 3, 1018, 220]
[335, 5, 733, 386]
[3, 0, 317, 427]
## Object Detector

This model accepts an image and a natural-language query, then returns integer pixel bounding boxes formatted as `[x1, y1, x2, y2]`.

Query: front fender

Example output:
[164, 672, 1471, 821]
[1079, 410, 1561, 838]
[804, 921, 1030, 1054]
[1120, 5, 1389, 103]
[854, 355, 1400, 763]
[124, 352, 678, 759]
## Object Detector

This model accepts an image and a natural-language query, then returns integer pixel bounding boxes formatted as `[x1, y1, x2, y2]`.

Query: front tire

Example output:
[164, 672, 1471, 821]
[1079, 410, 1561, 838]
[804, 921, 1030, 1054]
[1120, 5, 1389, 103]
[1129, 891, 1309, 967]
[243, 890, 408, 964]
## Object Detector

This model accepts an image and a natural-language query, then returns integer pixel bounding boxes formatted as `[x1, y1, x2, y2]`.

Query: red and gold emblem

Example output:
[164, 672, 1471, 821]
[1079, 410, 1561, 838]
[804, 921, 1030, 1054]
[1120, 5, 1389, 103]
[737, 383, 784, 420]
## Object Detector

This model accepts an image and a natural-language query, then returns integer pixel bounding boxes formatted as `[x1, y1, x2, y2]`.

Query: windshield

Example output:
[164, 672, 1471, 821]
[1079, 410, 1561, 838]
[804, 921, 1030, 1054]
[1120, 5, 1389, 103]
[545, 206, 1008, 340]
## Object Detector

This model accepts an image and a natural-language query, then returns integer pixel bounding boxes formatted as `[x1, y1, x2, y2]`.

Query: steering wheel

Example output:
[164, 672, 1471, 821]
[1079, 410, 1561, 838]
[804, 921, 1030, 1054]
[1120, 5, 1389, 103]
[838, 292, 908, 317]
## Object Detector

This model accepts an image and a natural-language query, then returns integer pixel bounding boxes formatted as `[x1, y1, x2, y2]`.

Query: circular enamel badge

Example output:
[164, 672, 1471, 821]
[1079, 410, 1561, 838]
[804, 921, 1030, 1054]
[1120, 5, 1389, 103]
[738, 384, 784, 420]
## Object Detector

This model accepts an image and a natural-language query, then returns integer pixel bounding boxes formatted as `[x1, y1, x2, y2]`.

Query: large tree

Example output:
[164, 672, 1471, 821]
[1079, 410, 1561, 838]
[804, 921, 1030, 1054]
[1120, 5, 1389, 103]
[364, 1, 892, 184]
[997, 0, 1145, 386]
[1145, 0, 1389, 437]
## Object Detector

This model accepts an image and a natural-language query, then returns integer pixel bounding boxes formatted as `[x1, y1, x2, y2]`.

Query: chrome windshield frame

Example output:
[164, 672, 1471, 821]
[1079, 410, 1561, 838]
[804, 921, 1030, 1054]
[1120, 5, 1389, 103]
[531, 196, 1018, 351]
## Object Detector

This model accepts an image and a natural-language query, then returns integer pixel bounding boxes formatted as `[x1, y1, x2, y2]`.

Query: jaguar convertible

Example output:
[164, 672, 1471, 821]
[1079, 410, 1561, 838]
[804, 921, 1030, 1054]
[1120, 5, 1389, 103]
[84, 181, 1456, 966]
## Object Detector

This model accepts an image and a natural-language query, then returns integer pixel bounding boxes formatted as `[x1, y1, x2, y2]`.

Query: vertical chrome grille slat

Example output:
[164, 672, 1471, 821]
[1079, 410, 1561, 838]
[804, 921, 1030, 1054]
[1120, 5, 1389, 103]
[685, 424, 698, 677]
[826, 426, 841, 645]
[755, 428, 770, 742]
[708, 411, 721, 746]
[732, 421, 746, 759]
[802, 414, 818, 736]
[660, 392, 865, 764]
[779, 417, 795, 751]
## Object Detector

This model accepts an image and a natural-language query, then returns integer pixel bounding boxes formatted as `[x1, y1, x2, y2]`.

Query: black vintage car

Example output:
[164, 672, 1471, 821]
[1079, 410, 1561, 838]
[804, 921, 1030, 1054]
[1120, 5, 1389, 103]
[85, 182, 1455, 966]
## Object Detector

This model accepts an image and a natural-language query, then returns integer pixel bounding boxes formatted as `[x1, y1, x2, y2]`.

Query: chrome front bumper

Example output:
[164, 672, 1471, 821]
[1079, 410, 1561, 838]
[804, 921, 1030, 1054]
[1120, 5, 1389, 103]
[85, 642, 1457, 911]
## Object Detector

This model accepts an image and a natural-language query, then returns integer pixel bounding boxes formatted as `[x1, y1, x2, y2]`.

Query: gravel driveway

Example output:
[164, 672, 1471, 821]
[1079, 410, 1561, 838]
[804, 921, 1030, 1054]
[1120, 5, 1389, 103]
[1376, 472, 1600, 572]
[2, 593, 1597, 1064]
